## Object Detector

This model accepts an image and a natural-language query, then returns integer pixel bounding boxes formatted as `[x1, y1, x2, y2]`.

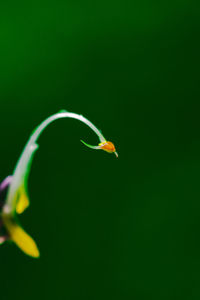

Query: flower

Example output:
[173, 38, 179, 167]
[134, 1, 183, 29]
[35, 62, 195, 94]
[0, 110, 117, 258]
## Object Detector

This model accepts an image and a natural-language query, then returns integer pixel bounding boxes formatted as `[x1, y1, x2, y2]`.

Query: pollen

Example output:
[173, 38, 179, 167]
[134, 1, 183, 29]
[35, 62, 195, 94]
[99, 141, 116, 153]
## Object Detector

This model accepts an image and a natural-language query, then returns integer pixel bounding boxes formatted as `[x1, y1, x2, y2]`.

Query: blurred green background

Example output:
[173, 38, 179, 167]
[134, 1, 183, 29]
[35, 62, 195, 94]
[0, 1, 200, 299]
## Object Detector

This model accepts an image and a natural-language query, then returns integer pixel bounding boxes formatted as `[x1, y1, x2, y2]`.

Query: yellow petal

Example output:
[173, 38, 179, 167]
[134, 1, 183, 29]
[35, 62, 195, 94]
[16, 187, 30, 214]
[2, 215, 40, 258]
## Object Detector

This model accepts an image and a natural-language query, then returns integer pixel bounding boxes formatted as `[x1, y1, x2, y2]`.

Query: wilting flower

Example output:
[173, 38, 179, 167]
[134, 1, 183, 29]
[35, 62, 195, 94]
[0, 110, 117, 258]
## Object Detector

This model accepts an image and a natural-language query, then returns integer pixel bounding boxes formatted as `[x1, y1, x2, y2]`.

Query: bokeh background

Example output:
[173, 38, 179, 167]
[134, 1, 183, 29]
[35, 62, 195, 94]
[0, 1, 200, 299]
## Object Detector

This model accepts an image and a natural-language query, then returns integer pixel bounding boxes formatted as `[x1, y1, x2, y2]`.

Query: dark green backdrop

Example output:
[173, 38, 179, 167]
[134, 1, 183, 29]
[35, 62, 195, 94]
[0, 1, 200, 299]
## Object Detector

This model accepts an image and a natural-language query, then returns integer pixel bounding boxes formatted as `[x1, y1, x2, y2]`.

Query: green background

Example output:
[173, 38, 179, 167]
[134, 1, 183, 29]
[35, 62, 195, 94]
[0, 1, 200, 299]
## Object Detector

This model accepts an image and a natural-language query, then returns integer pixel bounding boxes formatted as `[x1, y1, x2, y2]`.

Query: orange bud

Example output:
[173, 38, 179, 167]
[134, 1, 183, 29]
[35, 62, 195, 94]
[98, 141, 118, 157]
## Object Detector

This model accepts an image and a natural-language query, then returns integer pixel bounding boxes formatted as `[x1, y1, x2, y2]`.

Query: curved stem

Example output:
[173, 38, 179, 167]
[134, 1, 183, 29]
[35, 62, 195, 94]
[4, 111, 106, 214]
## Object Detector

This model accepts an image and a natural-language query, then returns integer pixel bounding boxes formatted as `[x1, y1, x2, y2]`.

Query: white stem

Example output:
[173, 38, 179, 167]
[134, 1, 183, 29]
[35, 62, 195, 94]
[4, 111, 106, 214]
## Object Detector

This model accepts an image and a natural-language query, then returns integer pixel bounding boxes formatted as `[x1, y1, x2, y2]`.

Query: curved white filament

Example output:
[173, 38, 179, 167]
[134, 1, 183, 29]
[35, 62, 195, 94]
[4, 111, 106, 214]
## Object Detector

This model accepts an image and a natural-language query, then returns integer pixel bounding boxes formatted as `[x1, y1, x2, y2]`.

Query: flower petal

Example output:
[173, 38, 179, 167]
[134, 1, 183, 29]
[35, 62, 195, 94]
[2, 215, 40, 258]
[16, 187, 30, 214]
